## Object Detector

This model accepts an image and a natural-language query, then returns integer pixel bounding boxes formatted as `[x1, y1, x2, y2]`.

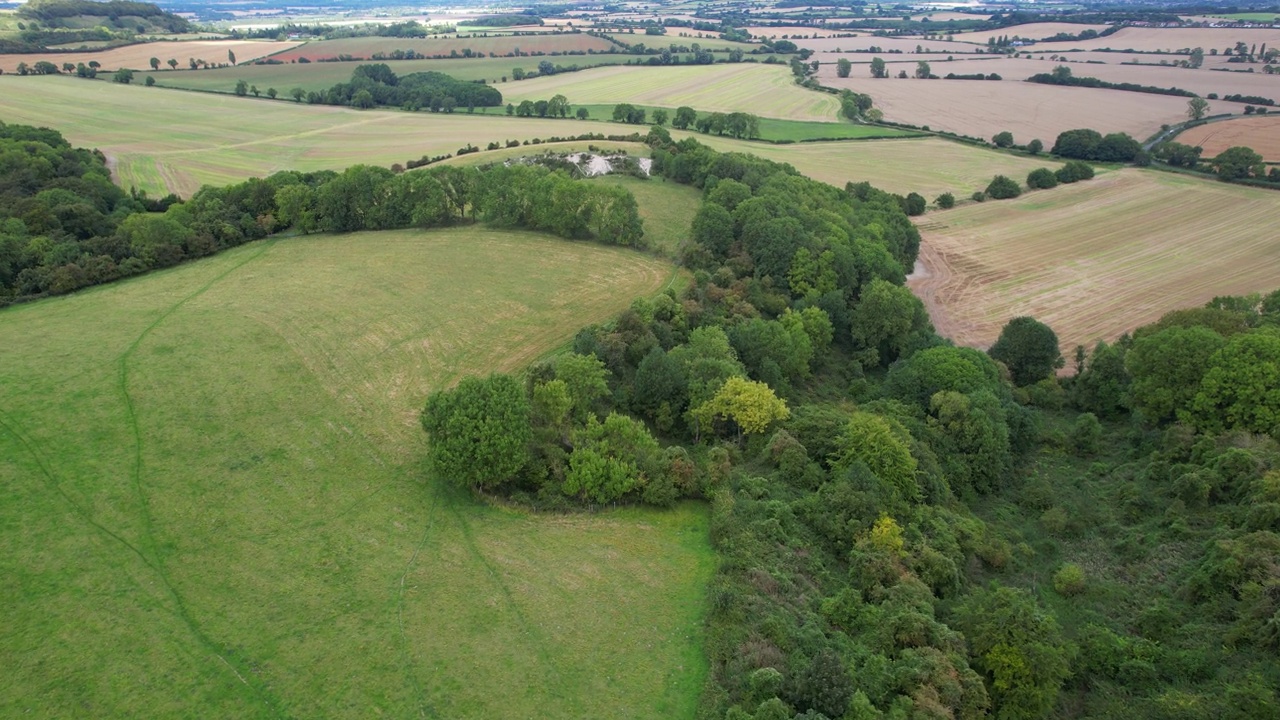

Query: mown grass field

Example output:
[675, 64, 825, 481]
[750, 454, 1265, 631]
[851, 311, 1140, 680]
[588, 174, 704, 257]
[503, 63, 843, 122]
[0, 227, 712, 718]
[139, 55, 639, 92]
[0, 39, 300, 73]
[683, 135, 1063, 198]
[0, 76, 639, 196]
[908, 169, 1280, 353]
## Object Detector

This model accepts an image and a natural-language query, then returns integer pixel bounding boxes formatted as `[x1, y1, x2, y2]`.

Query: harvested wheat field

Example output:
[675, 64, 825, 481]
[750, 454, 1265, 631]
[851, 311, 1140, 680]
[794, 35, 985, 54]
[0, 40, 300, 73]
[937, 56, 1280, 103]
[1051, 26, 1280, 51]
[1178, 114, 1280, 160]
[909, 169, 1280, 353]
[817, 70, 1214, 141]
[949, 23, 1112, 44]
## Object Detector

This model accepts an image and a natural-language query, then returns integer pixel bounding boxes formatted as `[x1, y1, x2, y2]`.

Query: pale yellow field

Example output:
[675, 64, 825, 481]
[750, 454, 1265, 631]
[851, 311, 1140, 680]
[1052, 26, 1280, 51]
[678, 134, 1063, 198]
[949, 23, 1112, 44]
[1178, 114, 1280, 160]
[0, 76, 638, 196]
[503, 63, 842, 121]
[938, 56, 1280, 103]
[794, 35, 987, 53]
[0, 40, 300, 73]
[817, 68, 1220, 142]
[909, 169, 1280, 352]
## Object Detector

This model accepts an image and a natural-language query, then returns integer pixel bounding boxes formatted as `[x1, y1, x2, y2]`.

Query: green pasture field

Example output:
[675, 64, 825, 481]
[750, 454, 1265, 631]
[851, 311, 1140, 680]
[0, 76, 641, 196]
[267, 33, 618, 62]
[502, 63, 843, 122]
[588, 174, 703, 257]
[1207, 12, 1280, 21]
[0, 227, 712, 718]
[139, 55, 640, 93]
[680, 134, 1065, 198]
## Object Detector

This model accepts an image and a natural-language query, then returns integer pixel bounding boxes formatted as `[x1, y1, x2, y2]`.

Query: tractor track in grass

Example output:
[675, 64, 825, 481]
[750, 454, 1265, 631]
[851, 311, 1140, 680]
[115, 239, 286, 716]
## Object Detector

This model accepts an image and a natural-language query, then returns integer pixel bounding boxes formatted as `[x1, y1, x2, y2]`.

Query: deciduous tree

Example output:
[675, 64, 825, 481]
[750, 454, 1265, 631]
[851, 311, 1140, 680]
[421, 373, 531, 490]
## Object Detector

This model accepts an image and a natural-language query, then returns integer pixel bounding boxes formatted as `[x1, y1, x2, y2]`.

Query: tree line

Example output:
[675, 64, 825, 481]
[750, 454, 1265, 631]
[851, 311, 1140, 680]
[0, 121, 643, 305]
[306, 64, 502, 111]
[1028, 65, 1197, 99]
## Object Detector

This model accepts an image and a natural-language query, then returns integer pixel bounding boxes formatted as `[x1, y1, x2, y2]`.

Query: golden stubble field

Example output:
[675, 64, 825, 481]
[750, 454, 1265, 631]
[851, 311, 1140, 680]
[816, 67, 1221, 142]
[1051, 26, 1280, 51]
[1178, 113, 1280, 160]
[0, 39, 299, 72]
[908, 169, 1280, 353]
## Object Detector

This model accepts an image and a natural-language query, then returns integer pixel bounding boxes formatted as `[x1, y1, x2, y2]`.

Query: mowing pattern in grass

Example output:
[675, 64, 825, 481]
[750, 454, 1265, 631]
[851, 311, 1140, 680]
[0, 76, 639, 196]
[908, 168, 1280, 353]
[502, 63, 842, 122]
[0, 228, 712, 718]
[683, 134, 1063, 198]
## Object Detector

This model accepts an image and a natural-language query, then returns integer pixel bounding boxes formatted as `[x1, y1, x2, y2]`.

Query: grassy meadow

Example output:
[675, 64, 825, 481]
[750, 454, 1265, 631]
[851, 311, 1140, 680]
[908, 168, 1280, 353]
[588, 174, 704, 257]
[0, 227, 713, 718]
[502, 63, 843, 122]
[683, 135, 1064, 198]
[0, 76, 642, 196]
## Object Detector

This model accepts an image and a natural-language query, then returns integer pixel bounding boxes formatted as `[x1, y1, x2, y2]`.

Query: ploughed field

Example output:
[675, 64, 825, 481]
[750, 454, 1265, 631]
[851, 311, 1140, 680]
[908, 169, 1280, 354]
[0, 227, 713, 719]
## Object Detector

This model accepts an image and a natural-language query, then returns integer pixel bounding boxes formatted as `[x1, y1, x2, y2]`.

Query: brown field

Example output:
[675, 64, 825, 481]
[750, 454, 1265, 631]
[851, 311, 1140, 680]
[268, 33, 615, 62]
[936, 56, 1280, 103]
[947, 23, 1112, 44]
[1177, 114, 1280, 160]
[0, 40, 299, 72]
[817, 68, 1225, 142]
[1050, 26, 1280, 51]
[909, 169, 1280, 353]
[793, 35, 987, 54]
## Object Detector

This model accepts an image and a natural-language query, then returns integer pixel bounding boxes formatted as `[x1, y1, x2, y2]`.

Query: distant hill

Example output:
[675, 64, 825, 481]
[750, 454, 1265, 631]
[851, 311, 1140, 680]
[17, 0, 191, 33]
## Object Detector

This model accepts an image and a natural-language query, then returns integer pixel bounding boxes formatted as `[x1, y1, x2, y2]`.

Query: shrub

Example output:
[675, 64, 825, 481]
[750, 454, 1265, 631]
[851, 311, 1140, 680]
[971, 191, 986, 202]
[1053, 563, 1087, 595]
[1055, 160, 1095, 183]
[992, 130, 1015, 148]
[902, 192, 926, 216]
[1027, 167, 1059, 189]
[985, 175, 1021, 199]
[1070, 413, 1102, 456]
[935, 192, 955, 209]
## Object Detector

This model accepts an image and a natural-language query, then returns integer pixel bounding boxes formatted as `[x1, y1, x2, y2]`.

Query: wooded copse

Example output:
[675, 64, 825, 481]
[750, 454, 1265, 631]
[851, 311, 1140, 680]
[307, 64, 503, 110]
[422, 134, 1280, 718]
[0, 121, 642, 304]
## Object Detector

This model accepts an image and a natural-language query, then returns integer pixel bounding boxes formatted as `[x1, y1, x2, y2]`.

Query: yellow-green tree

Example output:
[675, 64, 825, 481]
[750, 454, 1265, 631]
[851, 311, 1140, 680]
[691, 377, 789, 440]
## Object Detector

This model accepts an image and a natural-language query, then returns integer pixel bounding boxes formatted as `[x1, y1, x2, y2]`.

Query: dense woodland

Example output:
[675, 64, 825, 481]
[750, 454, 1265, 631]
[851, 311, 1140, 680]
[422, 137, 1280, 719]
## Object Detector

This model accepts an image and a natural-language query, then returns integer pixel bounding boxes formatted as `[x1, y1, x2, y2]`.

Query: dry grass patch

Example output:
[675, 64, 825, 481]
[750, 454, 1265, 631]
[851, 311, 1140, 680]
[0, 39, 299, 72]
[908, 169, 1280, 353]
[1177, 114, 1280, 160]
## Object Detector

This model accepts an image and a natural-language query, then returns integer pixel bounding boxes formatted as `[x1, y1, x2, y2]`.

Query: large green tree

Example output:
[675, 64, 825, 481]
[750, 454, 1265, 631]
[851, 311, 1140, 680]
[421, 373, 531, 490]
[988, 316, 1063, 386]
[1126, 325, 1225, 423]
[1191, 331, 1280, 436]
